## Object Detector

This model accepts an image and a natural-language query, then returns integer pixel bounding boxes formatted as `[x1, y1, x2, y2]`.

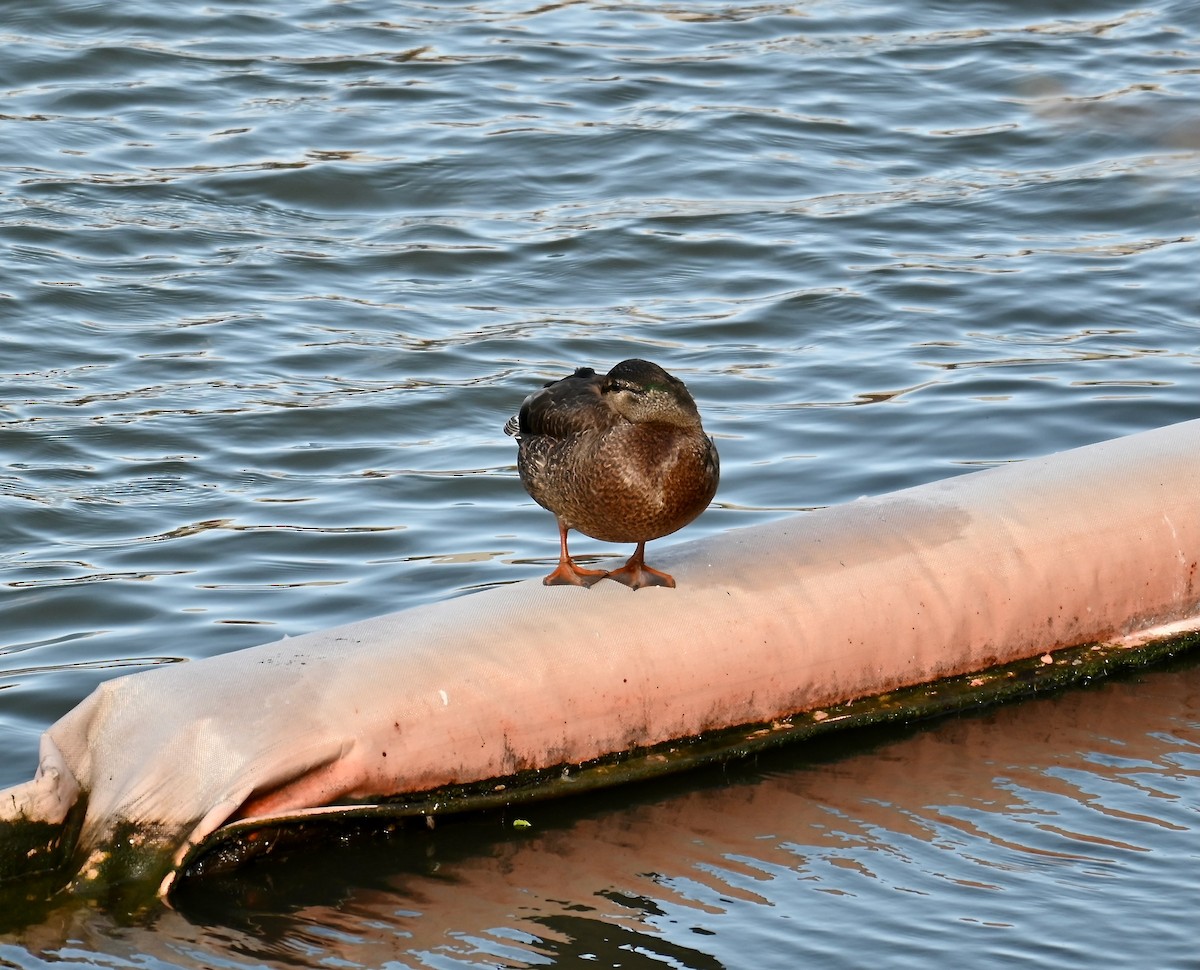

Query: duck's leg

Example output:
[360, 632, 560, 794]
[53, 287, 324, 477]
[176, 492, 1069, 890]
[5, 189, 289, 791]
[542, 520, 609, 587]
[604, 541, 675, 590]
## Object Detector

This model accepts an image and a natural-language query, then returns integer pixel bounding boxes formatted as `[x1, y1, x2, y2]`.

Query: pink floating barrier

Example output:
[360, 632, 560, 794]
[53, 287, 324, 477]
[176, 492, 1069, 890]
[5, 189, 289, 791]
[2, 418, 1198, 901]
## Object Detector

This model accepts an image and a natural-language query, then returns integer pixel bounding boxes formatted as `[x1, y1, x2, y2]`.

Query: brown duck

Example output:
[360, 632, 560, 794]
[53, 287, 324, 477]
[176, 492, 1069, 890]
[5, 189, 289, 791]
[505, 359, 719, 589]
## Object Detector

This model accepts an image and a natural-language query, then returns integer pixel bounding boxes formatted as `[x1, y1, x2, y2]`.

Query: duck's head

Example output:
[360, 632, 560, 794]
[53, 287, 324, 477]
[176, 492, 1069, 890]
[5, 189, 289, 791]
[602, 358, 703, 429]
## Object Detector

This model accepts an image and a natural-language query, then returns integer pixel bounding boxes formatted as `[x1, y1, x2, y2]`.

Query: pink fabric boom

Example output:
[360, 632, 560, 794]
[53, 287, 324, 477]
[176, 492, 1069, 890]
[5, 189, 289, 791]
[3, 418, 1199, 897]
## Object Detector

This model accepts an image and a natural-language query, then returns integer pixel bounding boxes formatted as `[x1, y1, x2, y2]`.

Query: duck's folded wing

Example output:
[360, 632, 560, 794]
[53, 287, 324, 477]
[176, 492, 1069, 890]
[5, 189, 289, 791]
[517, 369, 611, 439]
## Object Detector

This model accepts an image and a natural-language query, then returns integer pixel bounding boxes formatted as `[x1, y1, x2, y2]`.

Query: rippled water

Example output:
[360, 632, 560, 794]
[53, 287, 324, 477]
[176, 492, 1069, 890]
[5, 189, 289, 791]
[2, 0, 1198, 963]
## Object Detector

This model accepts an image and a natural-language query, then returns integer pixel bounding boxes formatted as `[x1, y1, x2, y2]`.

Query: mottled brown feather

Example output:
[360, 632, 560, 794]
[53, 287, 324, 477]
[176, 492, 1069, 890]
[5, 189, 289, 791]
[506, 359, 719, 549]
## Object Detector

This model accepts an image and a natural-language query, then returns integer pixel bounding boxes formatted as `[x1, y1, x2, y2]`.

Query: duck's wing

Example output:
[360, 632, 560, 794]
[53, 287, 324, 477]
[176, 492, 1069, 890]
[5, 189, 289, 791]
[511, 367, 612, 440]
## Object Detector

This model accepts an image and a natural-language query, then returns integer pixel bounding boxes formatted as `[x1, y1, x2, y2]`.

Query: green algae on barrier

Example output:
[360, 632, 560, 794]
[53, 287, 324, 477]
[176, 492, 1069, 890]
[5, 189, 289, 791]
[178, 629, 1200, 884]
[0, 794, 86, 886]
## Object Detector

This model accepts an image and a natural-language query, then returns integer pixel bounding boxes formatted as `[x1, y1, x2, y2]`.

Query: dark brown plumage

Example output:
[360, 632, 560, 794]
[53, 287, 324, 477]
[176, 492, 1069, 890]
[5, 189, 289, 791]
[505, 358, 719, 589]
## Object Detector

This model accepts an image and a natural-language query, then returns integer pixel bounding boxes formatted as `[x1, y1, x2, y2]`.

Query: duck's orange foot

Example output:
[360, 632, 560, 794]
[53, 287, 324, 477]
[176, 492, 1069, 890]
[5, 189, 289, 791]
[543, 559, 609, 588]
[604, 561, 676, 590]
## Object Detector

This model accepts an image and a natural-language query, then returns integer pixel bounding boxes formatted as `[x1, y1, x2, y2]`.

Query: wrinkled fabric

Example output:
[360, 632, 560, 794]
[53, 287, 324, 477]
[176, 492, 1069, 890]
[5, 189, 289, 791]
[3, 419, 1199, 897]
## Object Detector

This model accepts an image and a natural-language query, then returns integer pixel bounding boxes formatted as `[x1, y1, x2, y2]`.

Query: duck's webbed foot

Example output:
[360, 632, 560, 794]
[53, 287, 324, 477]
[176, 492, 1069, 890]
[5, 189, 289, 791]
[543, 559, 609, 588]
[544, 521, 609, 587]
[604, 542, 675, 590]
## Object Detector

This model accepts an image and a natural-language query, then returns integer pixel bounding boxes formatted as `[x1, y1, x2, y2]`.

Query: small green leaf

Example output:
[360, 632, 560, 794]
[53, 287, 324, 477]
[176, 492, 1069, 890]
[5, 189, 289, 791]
[513, 818, 532, 829]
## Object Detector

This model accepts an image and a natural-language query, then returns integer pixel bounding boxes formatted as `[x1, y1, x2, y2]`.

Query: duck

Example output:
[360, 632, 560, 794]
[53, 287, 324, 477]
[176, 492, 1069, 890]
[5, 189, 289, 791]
[504, 358, 719, 589]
